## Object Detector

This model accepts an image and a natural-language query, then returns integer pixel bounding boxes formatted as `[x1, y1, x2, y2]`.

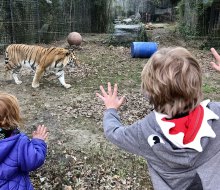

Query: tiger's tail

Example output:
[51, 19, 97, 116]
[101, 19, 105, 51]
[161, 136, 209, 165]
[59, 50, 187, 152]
[4, 48, 12, 80]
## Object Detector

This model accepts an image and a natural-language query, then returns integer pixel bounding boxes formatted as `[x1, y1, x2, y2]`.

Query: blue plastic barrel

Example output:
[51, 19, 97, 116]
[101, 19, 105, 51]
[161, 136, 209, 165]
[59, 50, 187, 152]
[131, 42, 158, 58]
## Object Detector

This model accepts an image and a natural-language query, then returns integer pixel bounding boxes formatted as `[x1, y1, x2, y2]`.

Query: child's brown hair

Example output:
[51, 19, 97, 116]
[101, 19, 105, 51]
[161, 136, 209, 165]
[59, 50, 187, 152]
[141, 47, 203, 117]
[0, 92, 23, 129]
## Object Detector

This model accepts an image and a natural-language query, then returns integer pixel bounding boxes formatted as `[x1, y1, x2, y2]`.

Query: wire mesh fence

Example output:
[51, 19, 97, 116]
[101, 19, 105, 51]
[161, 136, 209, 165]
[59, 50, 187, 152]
[0, 0, 107, 52]
[2, 0, 220, 52]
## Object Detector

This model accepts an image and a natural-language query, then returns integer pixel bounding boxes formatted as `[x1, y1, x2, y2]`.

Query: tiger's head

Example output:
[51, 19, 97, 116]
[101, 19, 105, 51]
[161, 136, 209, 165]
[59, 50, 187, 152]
[66, 49, 80, 68]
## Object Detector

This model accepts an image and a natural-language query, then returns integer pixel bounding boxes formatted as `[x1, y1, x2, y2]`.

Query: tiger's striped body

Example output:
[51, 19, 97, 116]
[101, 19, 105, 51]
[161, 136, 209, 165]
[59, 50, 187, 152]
[5, 44, 78, 88]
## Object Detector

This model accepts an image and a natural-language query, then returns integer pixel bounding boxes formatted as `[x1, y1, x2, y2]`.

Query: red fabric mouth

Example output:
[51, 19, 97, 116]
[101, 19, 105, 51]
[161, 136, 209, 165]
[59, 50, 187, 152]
[162, 105, 204, 144]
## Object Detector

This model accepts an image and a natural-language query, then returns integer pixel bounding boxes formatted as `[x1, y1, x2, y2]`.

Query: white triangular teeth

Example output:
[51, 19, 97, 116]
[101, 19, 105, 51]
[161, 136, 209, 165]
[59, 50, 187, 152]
[154, 100, 219, 152]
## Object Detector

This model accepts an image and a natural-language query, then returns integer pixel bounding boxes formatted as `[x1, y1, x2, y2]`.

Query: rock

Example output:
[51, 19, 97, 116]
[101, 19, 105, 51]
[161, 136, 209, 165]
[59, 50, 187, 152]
[112, 24, 143, 43]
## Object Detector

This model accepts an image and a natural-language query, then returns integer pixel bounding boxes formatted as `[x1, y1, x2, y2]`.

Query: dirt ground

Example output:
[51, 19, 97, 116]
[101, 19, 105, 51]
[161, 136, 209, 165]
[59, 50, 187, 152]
[0, 25, 220, 190]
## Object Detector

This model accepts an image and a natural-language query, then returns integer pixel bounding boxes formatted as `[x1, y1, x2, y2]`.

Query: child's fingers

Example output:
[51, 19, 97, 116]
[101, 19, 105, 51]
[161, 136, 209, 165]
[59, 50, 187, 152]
[211, 62, 220, 71]
[210, 61, 216, 67]
[35, 125, 41, 134]
[211, 48, 220, 61]
[108, 82, 112, 96]
[41, 126, 47, 135]
[37, 125, 44, 134]
[119, 96, 125, 106]
[211, 61, 219, 65]
[43, 132, 49, 139]
[42, 126, 48, 136]
[100, 85, 108, 97]
[37, 125, 47, 135]
[96, 92, 105, 101]
[113, 83, 118, 97]
[32, 131, 36, 136]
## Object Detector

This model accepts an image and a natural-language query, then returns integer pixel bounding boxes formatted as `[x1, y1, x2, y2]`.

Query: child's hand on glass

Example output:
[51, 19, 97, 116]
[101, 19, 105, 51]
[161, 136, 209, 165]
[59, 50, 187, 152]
[32, 125, 48, 141]
[211, 48, 220, 72]
[96, 82, 125, 110]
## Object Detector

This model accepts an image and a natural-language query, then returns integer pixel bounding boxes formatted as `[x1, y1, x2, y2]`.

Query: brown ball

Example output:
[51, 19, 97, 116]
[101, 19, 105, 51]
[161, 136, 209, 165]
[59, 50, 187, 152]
[67, 32, 82, 46]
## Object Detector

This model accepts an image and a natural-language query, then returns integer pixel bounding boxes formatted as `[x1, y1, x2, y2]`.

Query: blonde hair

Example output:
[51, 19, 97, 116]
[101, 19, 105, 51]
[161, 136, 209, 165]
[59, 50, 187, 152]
[0, 92, 23, 129]
[141, 47, 203, 117]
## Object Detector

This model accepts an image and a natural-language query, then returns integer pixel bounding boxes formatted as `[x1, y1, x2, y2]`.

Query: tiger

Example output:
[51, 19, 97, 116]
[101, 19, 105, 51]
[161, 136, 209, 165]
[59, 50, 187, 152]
[4, 44, 79, 88]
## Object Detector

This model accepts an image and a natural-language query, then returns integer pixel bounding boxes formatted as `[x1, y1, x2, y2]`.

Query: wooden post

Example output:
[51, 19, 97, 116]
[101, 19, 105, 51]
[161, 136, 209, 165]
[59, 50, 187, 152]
[9, 0, 15, 43]
[36, 0, 41, 43]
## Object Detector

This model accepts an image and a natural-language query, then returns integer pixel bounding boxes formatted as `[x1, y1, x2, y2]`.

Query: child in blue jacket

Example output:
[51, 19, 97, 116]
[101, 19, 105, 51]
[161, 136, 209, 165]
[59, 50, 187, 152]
[0, 92, 48, 190]
[97, 47, 220, 190]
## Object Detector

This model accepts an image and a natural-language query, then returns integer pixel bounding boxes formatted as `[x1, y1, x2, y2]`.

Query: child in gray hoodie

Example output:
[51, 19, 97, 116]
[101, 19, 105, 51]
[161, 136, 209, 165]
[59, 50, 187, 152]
[96, 47, 220, 190]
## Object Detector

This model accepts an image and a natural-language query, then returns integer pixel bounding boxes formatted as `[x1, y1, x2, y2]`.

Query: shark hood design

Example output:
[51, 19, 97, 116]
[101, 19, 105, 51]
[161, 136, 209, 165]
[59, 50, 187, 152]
[154, 99, 219, 152]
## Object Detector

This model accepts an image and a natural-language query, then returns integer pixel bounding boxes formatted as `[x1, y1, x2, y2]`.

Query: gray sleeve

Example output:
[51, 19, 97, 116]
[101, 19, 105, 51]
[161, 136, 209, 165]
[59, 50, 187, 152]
[103, 108, 144, 156]
[208, 102, 220, 114]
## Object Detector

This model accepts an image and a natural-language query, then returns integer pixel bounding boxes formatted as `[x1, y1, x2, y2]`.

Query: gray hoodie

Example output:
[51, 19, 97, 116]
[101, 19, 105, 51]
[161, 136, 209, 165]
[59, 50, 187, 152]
[103, 100, 220, 190]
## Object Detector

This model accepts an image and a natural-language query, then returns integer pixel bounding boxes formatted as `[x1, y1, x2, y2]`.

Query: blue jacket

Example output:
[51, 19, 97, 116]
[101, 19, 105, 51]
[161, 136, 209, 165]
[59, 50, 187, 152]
[0, 133, 47, 190]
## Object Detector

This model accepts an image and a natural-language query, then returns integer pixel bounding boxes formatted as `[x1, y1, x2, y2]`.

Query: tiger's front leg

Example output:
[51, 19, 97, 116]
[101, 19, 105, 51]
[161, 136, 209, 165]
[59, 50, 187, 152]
[32, 67, 45, 88]
[56, 70, 71, 88]
[12, 64, 22, 84]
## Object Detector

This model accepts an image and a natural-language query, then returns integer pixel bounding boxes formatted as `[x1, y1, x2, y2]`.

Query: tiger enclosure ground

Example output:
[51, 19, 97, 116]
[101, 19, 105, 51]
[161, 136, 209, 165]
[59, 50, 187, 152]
[0, 26, 220, 190]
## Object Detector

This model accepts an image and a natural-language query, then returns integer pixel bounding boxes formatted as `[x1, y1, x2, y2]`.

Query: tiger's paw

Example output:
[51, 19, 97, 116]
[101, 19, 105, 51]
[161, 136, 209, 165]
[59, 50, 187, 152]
[32, 82, 40, 88]
[15, 80, 22, 85]
[64, 84, 71, 89]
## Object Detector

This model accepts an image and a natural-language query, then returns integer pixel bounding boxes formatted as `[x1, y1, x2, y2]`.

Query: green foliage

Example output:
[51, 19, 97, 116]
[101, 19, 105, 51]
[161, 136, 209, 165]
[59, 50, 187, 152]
[39, 0, 65, 43]
[203, 83, 217, 93]
[177, 0, 214, 37]
[202, 0, 214, 8]
[153, 0, 170, 6]
[113, 5, 126, 18]
[91, 0, 113, 33]
[137, 26, 148, 42]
